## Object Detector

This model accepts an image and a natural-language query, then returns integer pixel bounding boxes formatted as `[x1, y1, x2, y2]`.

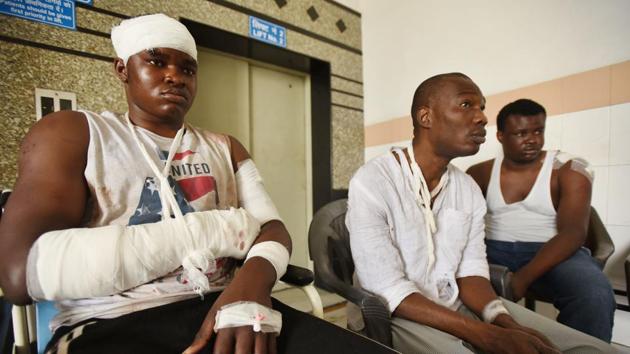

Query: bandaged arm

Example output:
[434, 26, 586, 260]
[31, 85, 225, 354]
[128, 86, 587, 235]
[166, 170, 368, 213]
[235, 160, 289, 281]
[27, 207, 260, 300]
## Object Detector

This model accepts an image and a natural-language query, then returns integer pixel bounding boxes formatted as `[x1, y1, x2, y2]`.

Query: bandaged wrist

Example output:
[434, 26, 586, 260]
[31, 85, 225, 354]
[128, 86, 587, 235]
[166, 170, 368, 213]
[214, 301, 282, 334]
[482, 299, 510, 323]
[27, 207, 260, 300]
[236, 159, 282, 224]
[245, 241, 290, 282]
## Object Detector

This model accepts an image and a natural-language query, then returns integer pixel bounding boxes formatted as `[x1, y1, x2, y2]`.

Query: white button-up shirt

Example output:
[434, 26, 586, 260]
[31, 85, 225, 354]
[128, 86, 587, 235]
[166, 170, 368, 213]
[346, 151, 489, 313]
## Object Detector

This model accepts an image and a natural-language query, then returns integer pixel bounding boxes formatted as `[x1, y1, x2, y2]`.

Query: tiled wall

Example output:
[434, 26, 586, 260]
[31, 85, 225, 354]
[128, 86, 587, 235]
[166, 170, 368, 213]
[0, 0, 364, 190]
[364, 60, 630, 290]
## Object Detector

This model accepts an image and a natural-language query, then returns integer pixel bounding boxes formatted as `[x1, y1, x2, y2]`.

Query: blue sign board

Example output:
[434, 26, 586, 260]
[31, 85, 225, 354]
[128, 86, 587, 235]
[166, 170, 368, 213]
[249, 16, 286, 48]
[0, 0, 76, 30]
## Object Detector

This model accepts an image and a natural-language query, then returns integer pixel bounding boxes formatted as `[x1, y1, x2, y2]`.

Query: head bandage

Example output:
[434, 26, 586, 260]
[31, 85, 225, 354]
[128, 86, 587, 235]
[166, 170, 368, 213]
[111, 13, 197, 64]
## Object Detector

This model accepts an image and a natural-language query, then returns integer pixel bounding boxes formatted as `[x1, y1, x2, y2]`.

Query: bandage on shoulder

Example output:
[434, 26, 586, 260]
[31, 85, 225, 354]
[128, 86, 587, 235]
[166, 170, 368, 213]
[26, 207, 260, 300]
[554, 151, 594, 183]
[236, 159, 282, 224]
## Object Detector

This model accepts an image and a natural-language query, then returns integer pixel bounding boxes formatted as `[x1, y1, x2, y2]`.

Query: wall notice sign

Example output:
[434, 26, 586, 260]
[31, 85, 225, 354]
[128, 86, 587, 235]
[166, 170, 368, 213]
[249, 16, 286, 48]
[0, 0, 76, 30]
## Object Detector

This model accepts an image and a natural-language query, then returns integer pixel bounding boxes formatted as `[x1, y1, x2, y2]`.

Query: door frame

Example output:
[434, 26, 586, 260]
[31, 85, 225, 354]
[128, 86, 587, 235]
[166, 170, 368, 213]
[182, 19, 333, 214]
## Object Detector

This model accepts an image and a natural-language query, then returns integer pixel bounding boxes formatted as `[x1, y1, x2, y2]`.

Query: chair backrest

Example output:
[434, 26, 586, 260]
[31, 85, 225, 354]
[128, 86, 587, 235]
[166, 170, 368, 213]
[308, 199, 394, 347]
[584, 207, 614, 267]
[308, 199, 355, 294]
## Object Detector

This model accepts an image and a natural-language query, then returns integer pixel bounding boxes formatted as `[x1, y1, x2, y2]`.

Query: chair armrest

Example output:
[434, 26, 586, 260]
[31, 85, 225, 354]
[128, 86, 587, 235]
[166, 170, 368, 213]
[313, 264, 393, 346]
[359, 295, 392, 347]
[625, 256, 630, 306]
[280, 264, 314, 287]
[489, 264, 514, 301]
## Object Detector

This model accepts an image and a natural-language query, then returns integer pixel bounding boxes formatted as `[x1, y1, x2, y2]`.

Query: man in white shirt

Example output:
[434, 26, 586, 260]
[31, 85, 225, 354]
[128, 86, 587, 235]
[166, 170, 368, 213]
[346, 73, 614, 353]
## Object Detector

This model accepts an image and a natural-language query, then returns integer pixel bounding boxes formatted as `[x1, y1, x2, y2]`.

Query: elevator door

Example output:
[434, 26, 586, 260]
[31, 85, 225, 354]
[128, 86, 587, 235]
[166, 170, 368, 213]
[186, 49, 311, 268]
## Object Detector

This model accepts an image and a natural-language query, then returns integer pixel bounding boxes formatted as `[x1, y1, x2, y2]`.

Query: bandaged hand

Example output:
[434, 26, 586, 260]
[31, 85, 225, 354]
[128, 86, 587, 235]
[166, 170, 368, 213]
[183, 256, 280, 354]
[214, 301, 282, 334]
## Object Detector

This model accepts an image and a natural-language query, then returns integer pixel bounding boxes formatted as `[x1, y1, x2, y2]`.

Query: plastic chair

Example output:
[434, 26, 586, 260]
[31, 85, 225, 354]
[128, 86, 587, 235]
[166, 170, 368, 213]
[1, 189, 322, 353]
[308, 198, 393, 347]
[308, 198, 517, 348]
[490, 207, 615, 310]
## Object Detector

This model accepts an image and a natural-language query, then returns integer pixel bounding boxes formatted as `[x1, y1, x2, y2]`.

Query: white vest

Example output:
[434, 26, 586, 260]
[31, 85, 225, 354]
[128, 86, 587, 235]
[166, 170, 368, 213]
[51, 110, 238, 330]
[485, 151, 558, 243]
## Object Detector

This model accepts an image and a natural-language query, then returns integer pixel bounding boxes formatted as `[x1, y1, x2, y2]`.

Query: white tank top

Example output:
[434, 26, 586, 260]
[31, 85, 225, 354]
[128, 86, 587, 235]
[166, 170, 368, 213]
[485, 150, 558, 243]
[51, 111, 238, 330]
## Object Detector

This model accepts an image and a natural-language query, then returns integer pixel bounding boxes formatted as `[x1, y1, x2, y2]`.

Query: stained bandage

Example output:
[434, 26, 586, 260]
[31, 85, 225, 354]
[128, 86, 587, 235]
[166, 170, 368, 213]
[245, 241, 290, 282]
[214, 301, 282, 334]
[481, 299, 510, 323]
[111, 14, 198, 64]
[26, 208, 260, 300]
[236, 159, 282, 224]
[554, 152, 594, 184]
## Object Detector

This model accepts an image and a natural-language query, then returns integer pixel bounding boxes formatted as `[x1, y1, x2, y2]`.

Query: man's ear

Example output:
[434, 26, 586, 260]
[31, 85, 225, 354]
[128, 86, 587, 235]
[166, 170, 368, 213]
[114, 58, 128, 83]
[418, 106, 432, 128]
[496, 130, 504, 143]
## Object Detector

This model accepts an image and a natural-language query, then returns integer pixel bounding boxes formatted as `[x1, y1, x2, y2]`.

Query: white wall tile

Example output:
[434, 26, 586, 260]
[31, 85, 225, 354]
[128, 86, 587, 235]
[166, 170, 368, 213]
[544, 114, 564, 151]
[561, 106, 610, 166]
[608, 165, 630, 226]
[591, 166, 609, 223]
[610, 103, 630, 165]
[603, 225, 630, 290]
[612, 310, 630, 347]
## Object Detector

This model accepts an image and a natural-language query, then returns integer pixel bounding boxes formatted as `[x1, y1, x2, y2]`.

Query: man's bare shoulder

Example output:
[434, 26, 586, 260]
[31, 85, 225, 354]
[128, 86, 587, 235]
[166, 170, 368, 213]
[557, 160, 592, 191]
[18, 110, 89, 180]
[466, 159, 494, 181]
[554, 152, 593, 188]
[25, 110, 89, 146]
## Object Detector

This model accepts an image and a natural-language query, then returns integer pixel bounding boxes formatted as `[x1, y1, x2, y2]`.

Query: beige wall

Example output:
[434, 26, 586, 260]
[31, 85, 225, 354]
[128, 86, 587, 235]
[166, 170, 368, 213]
[361, 0, 630, 126]
[0, 0, 364, 190]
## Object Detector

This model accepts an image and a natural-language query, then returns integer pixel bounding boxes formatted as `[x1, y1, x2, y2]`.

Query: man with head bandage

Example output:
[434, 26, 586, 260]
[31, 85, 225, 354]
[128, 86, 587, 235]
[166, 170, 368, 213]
[0, 13, 395, 354]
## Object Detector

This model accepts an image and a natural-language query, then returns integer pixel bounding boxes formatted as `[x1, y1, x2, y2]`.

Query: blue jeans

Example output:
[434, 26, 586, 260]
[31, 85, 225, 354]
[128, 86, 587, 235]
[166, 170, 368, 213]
[486, 240, 615, 342]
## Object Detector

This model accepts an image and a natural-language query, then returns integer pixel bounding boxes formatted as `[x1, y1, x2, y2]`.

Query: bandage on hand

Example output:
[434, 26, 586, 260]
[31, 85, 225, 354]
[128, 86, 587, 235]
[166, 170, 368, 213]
[482, 299, 510, 323]
[213, 301, 282, 334]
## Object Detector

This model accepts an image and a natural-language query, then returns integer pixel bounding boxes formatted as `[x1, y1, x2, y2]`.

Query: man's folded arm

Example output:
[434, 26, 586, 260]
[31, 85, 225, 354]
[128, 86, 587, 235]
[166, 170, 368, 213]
[512, 164, 592, 292]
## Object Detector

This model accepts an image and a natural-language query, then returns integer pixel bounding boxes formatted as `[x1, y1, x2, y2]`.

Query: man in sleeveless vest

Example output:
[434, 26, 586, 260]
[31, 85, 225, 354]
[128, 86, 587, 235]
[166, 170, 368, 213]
[0, 14, 395, 354]
[467, 98, 616, 342]
[347, 74, 615, 353]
